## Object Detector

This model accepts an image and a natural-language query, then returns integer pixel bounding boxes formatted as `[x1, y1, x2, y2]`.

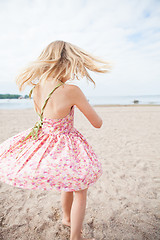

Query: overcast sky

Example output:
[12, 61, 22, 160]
[0, 0, 159, 96]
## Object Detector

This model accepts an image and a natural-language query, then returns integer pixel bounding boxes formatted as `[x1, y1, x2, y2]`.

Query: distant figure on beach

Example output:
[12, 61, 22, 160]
[0, 40, 110, 240]
[133, 99, 139, 104]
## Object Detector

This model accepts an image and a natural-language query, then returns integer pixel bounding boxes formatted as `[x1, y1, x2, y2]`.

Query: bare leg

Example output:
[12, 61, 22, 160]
[70, 188, 95, 240]
[61, 191, 83, 233]
[61, 191, 74, 225]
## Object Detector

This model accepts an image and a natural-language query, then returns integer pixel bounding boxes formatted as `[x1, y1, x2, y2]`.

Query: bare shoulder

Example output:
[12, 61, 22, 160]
[64, 84, 85, 99]
[32, 84, 40, 96]
[64, 84, 81, 93]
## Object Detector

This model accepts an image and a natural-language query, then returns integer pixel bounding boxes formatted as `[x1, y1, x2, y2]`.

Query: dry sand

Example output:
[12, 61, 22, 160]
[0, 105, 160, 240]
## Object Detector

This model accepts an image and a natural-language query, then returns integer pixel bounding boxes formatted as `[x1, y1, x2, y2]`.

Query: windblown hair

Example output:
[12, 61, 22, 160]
[16, 40, 111, 91]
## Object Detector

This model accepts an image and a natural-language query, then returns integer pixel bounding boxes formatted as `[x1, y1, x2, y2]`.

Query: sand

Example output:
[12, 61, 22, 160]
[0, 105, 160, 240]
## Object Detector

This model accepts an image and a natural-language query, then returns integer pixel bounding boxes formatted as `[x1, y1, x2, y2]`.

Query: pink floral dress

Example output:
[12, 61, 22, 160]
[0, 82, 103, 192]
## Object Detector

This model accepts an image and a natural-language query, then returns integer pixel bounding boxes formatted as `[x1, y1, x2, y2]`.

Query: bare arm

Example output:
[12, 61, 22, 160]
[70, 85, 103, 128]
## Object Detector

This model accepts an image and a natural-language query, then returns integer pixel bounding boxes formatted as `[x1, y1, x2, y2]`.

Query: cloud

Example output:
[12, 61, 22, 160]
[0, 0, 159, 96]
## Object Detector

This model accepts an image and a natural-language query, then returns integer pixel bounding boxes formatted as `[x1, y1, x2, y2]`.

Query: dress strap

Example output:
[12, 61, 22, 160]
[29, 85, 36, 99]
[40, 82, 64, 118]
[29, 82, 64, 118]
[21, 81, 64, 142]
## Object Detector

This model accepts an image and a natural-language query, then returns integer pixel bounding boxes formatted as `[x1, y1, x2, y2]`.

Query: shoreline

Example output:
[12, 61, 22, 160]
[93, 104, 160, 107]
[0, 104, 160, 111]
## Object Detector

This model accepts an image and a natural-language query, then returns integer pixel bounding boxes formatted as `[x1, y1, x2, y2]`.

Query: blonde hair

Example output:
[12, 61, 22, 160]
[16, 40, 111, 91]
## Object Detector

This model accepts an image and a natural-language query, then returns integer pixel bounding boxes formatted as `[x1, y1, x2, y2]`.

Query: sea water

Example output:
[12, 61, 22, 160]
[87, 95, 160, 105]
[0, 99, 33, 109]
[0, 95, 159, 109]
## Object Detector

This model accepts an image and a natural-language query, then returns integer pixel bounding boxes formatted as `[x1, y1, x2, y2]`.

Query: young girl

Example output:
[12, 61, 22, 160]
[0, 41, 110, 240]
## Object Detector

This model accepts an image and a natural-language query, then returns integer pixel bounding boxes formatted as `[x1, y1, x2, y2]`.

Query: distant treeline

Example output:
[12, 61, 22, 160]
[0, 94, 29, 99]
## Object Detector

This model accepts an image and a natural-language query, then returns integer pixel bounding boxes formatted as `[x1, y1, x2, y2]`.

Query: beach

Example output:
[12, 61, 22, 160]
[0, 105, 160, 240]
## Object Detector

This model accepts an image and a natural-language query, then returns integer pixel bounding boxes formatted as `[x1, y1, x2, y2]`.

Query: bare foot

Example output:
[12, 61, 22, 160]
[62, 219, 71, 227]
[62, 219, 83, 233]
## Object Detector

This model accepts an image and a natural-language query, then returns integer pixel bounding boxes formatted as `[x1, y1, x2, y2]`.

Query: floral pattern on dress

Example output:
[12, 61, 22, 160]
[0, 104, 103, 192]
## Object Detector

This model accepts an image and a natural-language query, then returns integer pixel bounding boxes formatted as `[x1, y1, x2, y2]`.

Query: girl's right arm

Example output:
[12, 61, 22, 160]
[70, 85, 103, 128]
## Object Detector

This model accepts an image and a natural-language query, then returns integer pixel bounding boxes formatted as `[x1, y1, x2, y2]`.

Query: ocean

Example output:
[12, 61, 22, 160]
[0, 95, 159, 109]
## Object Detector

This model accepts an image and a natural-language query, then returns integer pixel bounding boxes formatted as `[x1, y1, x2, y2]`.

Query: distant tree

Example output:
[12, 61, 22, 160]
[0, 94, 22, 99]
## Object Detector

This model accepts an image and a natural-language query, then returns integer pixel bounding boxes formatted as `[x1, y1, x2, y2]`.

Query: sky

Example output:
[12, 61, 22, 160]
[0, 0, 160, 97]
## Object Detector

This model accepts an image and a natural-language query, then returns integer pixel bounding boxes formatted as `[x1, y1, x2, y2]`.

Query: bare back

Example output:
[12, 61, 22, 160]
[32, 80, 103, 128]
[33, 82, 74, 120]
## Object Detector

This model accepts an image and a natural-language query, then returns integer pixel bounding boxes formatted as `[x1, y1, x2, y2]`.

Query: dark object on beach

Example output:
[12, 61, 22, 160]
[133, 99, 139, 104]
